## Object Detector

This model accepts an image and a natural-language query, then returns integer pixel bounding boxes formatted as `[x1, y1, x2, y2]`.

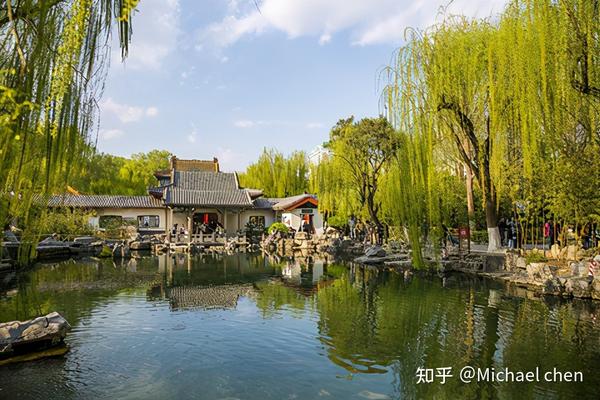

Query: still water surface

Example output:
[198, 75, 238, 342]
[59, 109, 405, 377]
[0, 254, 599, 399]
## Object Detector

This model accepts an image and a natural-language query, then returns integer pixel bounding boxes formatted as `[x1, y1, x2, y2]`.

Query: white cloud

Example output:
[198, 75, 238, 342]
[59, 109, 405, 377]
[199, 0, 507, 48]
[100, 97, 158, 123]
[234, 119, 294, 128]
[187, 129, 198, 143]
[146, 107, 159, 117]
[318, 33, 331, 45]
[99, 129, 124, 140]
[200, 12, 268, 48]
[117, 0, 180, 70]
[234, 120, 255, 128]
[306, 122, 323, 129]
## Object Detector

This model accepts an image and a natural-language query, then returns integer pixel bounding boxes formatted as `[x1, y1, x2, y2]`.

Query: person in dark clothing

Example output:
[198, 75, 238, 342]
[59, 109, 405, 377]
[498, 218, 507, 247]
[508, 218, 517, 249]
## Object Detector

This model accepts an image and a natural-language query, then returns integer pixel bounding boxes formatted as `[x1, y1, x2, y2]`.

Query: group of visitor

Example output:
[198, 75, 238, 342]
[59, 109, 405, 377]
[497, 218, 599, 250]
[194, 220, 224, 235]
[347, 215, 384, 245]
[498, 218, 519, 249]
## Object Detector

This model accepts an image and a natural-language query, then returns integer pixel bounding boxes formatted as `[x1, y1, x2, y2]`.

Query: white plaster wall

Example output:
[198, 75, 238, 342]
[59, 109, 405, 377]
[171, 212, 188, 230]
[224, 210, 241, 234]
[240, 209, 276, 230]
[91, 208, 167, 232]
[282, 209, 324, 235]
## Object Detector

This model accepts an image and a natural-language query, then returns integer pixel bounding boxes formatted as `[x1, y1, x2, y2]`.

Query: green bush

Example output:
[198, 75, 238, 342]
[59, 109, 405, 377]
[470, 230, 488, 244]
[327, 215, 347, 229]
[268, 222, 290, 234]
[525, 251, 548, 264]
[39, 208, 95, 237]
[98, 245, 112, 258]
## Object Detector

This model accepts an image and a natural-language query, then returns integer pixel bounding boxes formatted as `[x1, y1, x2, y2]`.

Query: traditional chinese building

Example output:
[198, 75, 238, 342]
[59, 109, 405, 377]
[48, 156, 324, 240]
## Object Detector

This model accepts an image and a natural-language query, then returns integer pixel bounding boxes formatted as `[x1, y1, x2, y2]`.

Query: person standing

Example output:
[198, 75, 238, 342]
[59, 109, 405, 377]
[355, 220, 363, 241]
[498, 218, 506, 247]
[348, 215, 356, 240]
[544, 221, 551, 249]
[508, 218, 517, 249]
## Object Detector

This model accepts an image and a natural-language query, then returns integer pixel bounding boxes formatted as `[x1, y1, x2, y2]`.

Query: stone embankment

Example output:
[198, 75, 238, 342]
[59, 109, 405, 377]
[353, 242, 600, 301]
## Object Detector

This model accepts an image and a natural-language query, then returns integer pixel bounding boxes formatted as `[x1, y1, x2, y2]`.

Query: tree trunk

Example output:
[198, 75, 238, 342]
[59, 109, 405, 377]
[485, 196, 501, 251]
[465, 163, 475, 230]
[366, 191, 382, 229]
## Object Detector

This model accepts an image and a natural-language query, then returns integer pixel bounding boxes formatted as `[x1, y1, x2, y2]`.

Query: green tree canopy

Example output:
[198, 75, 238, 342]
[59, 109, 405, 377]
[318, 116, 399, 228]
[238, 148, 309, 198]
[1, 0, 139, 262]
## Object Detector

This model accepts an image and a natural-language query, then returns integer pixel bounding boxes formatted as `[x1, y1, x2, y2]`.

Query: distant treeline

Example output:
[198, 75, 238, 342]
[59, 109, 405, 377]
[70, 150, 171, 196]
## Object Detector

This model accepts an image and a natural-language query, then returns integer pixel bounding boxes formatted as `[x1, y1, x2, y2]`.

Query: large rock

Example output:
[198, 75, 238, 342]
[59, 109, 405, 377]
[564, 278, 590, 297]
[549, 244, 561, 259]
[365, 246, 387, 258]
[570, 262, 586, 277]
[566, 245, 580, 261]
[0, 312, 70, 358]
[516, 257, 527, 270]
[294, 232, 308, 240]
[526, 262, 553, 282]
[592, 278, 600, 300]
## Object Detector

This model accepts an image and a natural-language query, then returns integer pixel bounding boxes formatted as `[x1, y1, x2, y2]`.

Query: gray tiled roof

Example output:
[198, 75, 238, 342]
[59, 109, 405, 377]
[165, 188, 252, 207]
[174, 171, 238, 191]
[245, 188, 264, 199]
[252, 198, 277, 209]
[48, 194, 164, 208]
[164, 170, 252, 207]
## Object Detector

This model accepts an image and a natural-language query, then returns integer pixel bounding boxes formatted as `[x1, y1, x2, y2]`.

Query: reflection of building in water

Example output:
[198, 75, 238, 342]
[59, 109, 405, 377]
[312, 260, 324, 284]
[279, 257, 332, 295]
[282, 262, 302, 285]
[165, 284, 257, 311]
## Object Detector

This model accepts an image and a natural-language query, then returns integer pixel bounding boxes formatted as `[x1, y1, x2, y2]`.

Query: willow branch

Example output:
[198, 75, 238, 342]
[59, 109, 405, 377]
[0, 0, 66, 27]
[6, 0, 26, 76]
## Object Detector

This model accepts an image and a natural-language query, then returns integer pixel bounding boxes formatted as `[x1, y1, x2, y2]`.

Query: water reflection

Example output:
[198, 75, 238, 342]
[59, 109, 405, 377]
[0, 254, 598, 399]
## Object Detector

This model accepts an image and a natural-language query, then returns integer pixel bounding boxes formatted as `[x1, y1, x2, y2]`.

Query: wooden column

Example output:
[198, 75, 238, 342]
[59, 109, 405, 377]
[187, 208, 192, 245]
[166, 207, 172, 243]
[223, 210, 229, 237]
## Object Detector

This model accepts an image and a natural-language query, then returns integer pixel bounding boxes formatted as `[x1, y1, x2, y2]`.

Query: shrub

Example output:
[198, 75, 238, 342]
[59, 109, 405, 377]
[39, 208, 95, 237]
[268, 222, 289, 234]
[470, 230, 488, 244]
[98, 245, 112, 258]
[525, 251, 548, 264]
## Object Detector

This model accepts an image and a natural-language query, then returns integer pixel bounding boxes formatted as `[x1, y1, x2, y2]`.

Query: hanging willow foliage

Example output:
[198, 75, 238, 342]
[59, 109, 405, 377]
[382, 0, 599, 259]
[0, 0, 139, 263]
[238, 148, 310, 198]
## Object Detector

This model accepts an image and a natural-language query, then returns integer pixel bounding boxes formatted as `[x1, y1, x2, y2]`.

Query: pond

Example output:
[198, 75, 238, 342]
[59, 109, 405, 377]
[0, 253, 599, 399]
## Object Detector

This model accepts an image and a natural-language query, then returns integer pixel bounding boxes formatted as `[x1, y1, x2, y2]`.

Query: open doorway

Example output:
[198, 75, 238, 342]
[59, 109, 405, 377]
[193, 212, 219, 233]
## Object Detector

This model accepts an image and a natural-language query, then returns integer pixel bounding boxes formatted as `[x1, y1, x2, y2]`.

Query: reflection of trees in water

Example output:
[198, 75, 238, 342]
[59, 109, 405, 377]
[315, 267, 600, 399]
[254, 258, 331, 317]
[0, 257, 163, 324]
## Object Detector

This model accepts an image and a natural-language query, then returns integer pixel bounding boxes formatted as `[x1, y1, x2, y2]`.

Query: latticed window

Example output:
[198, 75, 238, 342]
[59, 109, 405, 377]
[138, 215, 160, 228]
[249, 216, 265, 227]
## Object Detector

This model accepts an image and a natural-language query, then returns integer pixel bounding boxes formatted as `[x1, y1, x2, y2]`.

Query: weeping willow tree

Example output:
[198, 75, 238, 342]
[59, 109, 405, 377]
[308, 152, 359, 221]
[1, 0, 140, 263]
[238, 148, 309, 198]
[383, 0, 600, 255]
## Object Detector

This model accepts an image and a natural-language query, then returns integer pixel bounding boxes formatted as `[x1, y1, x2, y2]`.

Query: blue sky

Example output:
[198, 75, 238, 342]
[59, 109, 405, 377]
[97, 0, 507, 172]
